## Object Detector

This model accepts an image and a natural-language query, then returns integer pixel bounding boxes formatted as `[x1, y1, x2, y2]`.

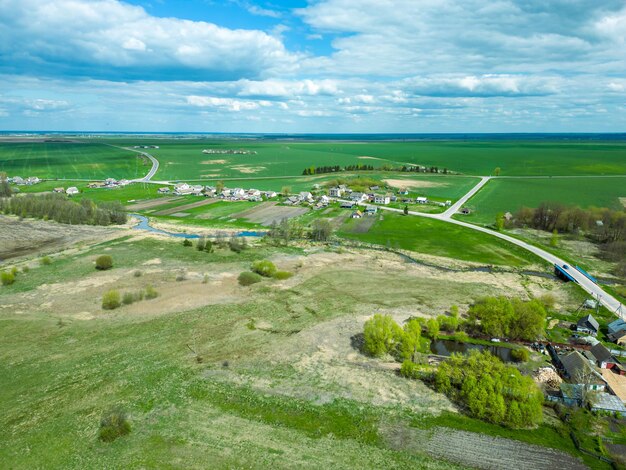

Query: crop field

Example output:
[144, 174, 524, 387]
[0, 233, 597, 468]
[338, 212, 542, 267]
[232, 202, 309, 226]
[0, 142, 144, 180]
[463, 176, 626, 224]
[89, 138, 626, 180]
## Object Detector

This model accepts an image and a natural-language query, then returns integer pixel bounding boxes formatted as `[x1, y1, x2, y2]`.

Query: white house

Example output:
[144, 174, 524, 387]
[374, 194, 391, 205]
[350, 192, 368, 202]
[174, 183, 193, 195]
[12, 176, 24, 185]
[26, 176, 41, 185]
[158, 187, 170, 194]
[328, 187, 343, 197]
[299, 191, 314, 202]
[231, 188, 246, 199]
[221, 188, 232, 198]
[66, 186, 79, 196]
[265, 191, 277, 199]
[53, 187, 65, 193]
[191, 185, 204, 195]
[248, 189, 261, 198]
[416, 197, 428, 204]
[319, 195, 330, 205]
[105, 178, 117, 186]
[351, 210, 363, 219]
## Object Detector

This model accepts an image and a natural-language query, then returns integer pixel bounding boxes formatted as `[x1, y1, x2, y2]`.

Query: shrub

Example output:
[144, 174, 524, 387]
[229, 236, 247, 253]
[22, 265, 30, 273]
[133, 270, 142, 277]
[98, 407, 131, 442]
[10, 266, 18, 276]
[400, 360, 426, 379]
[175, 270, 187, 282]
[102, 290, 121, 310]
[238, 271, 262, 286]
[204, 239, 214, 253]
[122, 292, 136, 305]
[511, 348, 530, 363]
[450, 331, 469, 342]
[182, 239, 193, 247]
[40, 256, 51, 266]
[363, 314, 404, 357]
[196, 237, 206, 251]
[145, 285, 158, 299]
[272, 270, 293, 280]
[95, 255, 113, 271]
[1, 271, 15, 286]
[437, 314, 458, 333]
[397, 318, 422, 361]
[251, 259, 277, 277]
[425, 318, 440, 339]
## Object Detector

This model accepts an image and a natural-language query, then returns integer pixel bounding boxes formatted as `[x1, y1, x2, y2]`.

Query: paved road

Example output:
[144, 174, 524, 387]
[133, 152, 159, 182]
[441, 176, 490, 219]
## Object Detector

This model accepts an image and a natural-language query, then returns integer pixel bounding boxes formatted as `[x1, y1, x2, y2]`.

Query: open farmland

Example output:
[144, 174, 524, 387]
[89, 138, 626, 181]
[231, 202, 309, 225]
[338, 212, 542, 267]
[463, 176, 626, 224]
[0, 142, 144, 180]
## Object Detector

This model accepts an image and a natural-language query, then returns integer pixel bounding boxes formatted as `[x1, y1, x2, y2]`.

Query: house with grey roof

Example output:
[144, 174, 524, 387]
[577, 314, 599, 336]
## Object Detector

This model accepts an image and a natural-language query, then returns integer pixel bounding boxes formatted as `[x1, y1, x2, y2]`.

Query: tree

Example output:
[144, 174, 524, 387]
[403, 205, 409, 215]
[281, 186, 292, 196]
[495, 212, 505, 231]
[398, 319, 422, 361]
[550, 229, 559, 247]
[215, 181, 225, 193]
[310, 219, 333, 241]
[494, 167, 501, 176]
[425, 318, 440, 339]
[0, 172, 12, 197]
[95, 255, 113, 271]
[363, 314, 404, 357]
[204, 239, 214, 253]
[182, 239, 193, 247]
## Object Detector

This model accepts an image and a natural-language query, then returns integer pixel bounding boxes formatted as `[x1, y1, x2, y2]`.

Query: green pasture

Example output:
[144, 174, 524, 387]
[463, 176, 626, 225]
[0, 142, 144, 180]
[120, 139, 626, 180]
[338, 212, 541, 267]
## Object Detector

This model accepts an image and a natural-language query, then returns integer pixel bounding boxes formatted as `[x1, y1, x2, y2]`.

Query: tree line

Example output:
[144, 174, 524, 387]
[301, 164, 448, 175]
[0, 193, 127, 226]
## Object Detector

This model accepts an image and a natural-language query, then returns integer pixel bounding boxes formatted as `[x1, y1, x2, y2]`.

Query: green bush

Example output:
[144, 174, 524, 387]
[133, 270, 142, 277]
[22, 265, 30, 273]
[435, 351, 543, 428]
[204, 239, 214, 253]
[272, 270, 293, 280]
[399, 360, 427, 379]
[425, 318, 440, 339]
[98, 407, 131, 442]
[102, 290, 121, 310]
[229, 236, 248, 253]
[40, 256, 51, 266]
[95, 255, 113, 271]
[182, 239, 193, 247]
[467, 296, 546, 341]
[10, 266, 18, 276]
[397, 318, 422, 361]
[144, 285, 158, 299]
[238, 271, 263, 286]
[363, 314, 404, 357]
[251, 259, 277, 277]
[437, 314, 458, 333]
[122, 292, 135, 305]
[1, 271, 15, 286]
[511, 348, 530, 363]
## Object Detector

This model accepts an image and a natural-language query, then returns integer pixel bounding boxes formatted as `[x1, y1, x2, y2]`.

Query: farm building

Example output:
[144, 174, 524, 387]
[608, 330, 626, 346]
[328, 187, 343, 197]
[174, 183, 193, 195]
[608, 319, 626, 336]
[340, 202, 355, 209]
[559, 350, 605, 391]
[298, 191, 313, 202]
[265, 191, 277, 199]
[53, 187, 65, 193]
[590, 393, 626, 413]
[351, 210, 362, 219]
[157, 187, 170, 194]
[416, 197, 428, 204]
[364, 206, 377, 215]
[577, 314, 599, 336]
[589, 343, 621, 369]
[66, 187, 79, 196]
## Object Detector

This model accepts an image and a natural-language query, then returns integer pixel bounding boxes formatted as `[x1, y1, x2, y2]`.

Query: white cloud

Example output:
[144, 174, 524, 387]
[0, 0, 298, 80]
[237, 79, 340, 97]
[403, 75, 559, 97]
[186, 95, 272, 111]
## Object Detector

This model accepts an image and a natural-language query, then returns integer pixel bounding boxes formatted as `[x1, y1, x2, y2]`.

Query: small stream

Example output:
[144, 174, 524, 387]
[130, 214, 267, 239]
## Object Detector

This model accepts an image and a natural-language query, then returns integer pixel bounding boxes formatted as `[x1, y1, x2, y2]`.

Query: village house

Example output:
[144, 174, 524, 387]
[364, 206, 377, 215]
[105, 178, 117, 187]
[203, 188, 216, 197]
[350, 192, 368, 202]
[374, 194, 391, 205]
[174, 183, 193, 195]
[601, 369, 626, 402]
[26, 176, 41, 185]
[369, 185, 380, 191]
[191, 185, 204, 196]
[231, 188, 246, 199]
[351, 210, 362, 219]
[221, 188, 231, 198]
[590, 392, 626, 413]
[265, 191, 277, 199]
[589, 343, 621, 369]
[66, 187, 79, 196]
[88, 182, 105, 189]
[298, 191, 314, 203]
[118, 179, 131, 187]
[12, 176, 24, 185]
[328, 187, 343, 197]
[608, 330, 626, 346]
[285, 196, 300, 205]
[416, 196, 428, 204]
[340, 201, 355, 209]
[53, 187, 65, 193]
[577, 314, 600, 337]
[608, 319, 626, 336]
[398, 188, 409, 195]
[318, 195, 330, 205]
[247, 189, 261, 198]
[157, 187, 170, 194]
[560, 350, 606, 391]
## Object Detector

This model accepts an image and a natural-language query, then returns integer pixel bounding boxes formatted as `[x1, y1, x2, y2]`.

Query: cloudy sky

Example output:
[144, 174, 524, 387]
[0, 0, 625, 132]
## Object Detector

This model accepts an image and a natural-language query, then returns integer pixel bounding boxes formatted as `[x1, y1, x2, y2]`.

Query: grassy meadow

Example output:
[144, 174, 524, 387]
[463, 176, 626, 225]
[0, 142, 145, 180]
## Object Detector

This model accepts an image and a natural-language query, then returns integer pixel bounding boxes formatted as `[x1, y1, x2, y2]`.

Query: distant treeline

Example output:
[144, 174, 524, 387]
[302, 164, 448, 175]
[0, 193, 127, 226]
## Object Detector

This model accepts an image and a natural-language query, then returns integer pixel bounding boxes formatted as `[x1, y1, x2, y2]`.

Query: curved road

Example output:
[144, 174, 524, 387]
[342, 176, 625, 319]
[133, 152, 159, 182]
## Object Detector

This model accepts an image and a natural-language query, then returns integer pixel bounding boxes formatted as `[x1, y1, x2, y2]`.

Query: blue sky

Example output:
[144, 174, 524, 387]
[0, 0, 625, 132]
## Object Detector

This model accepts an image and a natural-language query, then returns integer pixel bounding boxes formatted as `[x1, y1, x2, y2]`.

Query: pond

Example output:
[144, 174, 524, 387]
[130, 214, 267, 239]
[430, 338, 514, 362]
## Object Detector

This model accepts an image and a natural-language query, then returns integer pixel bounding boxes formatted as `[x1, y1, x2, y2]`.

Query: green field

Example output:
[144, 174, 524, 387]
[89, 138, 626, 180]
[0, 142, 145, 180]
[463, 176, 626, 224]
[338, 212, 541, 267]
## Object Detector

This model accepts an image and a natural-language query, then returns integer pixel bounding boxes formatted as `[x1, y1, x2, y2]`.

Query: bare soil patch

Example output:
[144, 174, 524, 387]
[126, 197, 183, 211]
[170, 212, 191, 218]
[383, 178, 446, 189]
[153, 198, 220, 216]
[201, 159, 228, 165]
[232, 202, 308, 226]
[229, 165, 266, 174]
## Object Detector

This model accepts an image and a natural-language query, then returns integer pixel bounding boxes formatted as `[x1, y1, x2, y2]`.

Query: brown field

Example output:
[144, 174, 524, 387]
[350, 215, 378, 233]
[125, 196, 183, 211]
[383, 178, 445, 189]
[153, 198, 220, 216]
[232, 202, 309, 225]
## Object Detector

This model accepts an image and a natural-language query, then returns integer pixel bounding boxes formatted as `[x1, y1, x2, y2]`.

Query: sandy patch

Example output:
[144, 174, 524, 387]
[229, 165, 266, 174]
[357, 156, 387, 161]
[383, 178, 445, 189]
[201, 159, 228, 165]
[200, 174, 223, 178]
[143, 258, 162, 265]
